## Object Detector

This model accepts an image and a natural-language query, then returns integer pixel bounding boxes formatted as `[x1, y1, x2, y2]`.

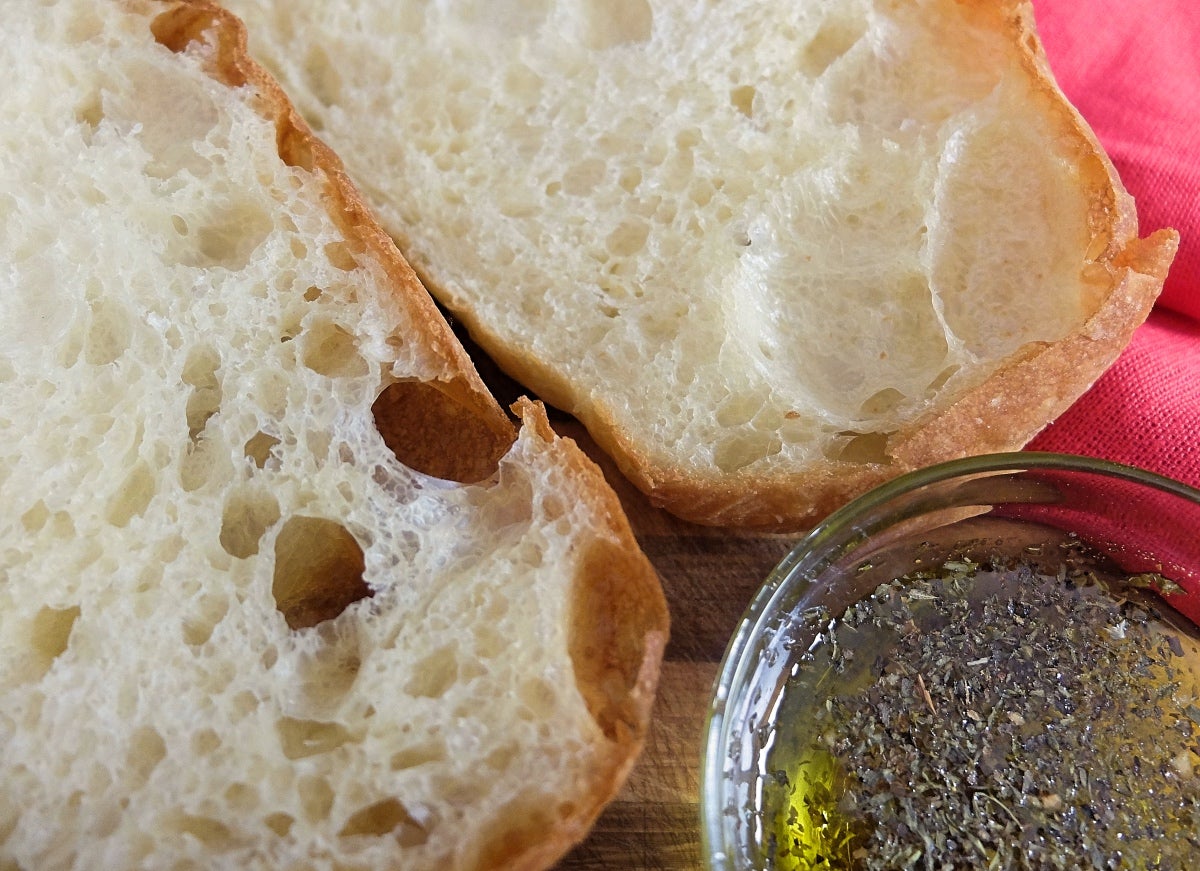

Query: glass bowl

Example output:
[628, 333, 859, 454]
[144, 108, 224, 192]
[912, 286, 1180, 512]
[701, 452, 1200, 870]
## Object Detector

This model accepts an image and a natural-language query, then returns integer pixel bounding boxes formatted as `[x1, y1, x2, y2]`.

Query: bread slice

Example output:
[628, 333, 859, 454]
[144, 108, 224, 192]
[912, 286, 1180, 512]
[0, 2, 667, 870]
[221, 0, 1177, 530]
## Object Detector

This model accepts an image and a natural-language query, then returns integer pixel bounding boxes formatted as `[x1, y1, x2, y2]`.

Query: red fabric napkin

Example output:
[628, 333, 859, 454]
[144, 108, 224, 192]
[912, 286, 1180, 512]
[1026, 0, 1200, 487]
[1020, 1, 1200, 616]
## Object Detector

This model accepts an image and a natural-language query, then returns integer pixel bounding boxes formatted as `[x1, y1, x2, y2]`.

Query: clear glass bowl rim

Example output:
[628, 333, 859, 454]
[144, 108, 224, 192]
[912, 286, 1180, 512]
[699, 450, 1200, 869]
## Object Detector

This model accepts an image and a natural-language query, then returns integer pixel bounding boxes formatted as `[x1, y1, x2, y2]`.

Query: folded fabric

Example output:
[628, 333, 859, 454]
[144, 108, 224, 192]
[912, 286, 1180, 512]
[1028, 0, 1200, 490]
[1024, 0, 1200, 619]
[1031, 0, 1199, 321]
[1032, 310, 1200, 484]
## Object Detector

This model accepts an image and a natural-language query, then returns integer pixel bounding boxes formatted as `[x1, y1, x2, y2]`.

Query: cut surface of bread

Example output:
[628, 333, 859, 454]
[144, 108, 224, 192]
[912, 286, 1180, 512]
[0, 2, 667, 870]
[223, 0, 1177, 530]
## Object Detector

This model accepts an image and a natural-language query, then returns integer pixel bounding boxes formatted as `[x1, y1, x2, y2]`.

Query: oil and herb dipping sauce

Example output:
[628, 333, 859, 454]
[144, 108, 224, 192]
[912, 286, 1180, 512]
[760, 541, 1200, 870]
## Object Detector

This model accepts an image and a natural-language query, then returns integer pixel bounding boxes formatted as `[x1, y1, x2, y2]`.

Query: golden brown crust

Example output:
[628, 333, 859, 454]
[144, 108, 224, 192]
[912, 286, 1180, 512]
[495, 399, 669, 871]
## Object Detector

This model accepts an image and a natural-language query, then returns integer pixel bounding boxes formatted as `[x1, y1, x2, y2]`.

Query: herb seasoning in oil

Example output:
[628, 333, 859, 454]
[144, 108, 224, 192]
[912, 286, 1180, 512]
[762, 543, 1200, 870]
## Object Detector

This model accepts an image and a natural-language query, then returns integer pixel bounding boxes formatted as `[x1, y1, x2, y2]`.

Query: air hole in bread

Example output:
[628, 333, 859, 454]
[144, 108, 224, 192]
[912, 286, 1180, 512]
[730, 85, 756, 118]
[182, 346, 222, 438]
[75, 91, 104, 131]
[605, 218, 649, 257]
[618, 165, 643, 194]
[372, 380, 511, 483]
[300, 320, 369, 379]
[277, 717, 355, 760]
[201, 658, 238, 696]
[655, 198, 678, 226]
[676, 127, 702, 150]
[339, 798, 430, 846]
[404, 645, 458, 699]
[389, 741, 447, 771]
[485, 741, 519, 772]
[562, 158, 606, 196]
[83, 298, 132, 365]
[231, 690, 259, 719]
[263, 813, 293, 838]
[713, 431, 782, 473]
[244, 431, 280, 469]
[191, 728, 221, 757]
[299, 774, 335, 822]
[188, 207, 274, 270]
[323, 240, 362, 272]
[163, 811, 235, 848]
[219, 486, 281, 559]
[689, 178, 717, 207]
[271, 516, 370, 630]
[20, 500, 50, 533]
[928, 364, 960, 392]
[859, 387, 906, 417]
[89, 789, 121, 839]
[834, 430, 893, 464]
[224, 782, 259, 813]
[182, 592, 229, 647]
[29, 605, 81, 678]
[716, 393, 764, 428]
[498, 196, 538, 220]
[802, 14, 867, 79]
[106, 460, 156, 527]
[582, 0, 652, 50]
[127, 726, 167, 786]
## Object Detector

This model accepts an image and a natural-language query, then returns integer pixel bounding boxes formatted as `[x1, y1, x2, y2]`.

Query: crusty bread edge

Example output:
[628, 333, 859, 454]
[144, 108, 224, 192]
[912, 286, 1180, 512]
[489, 400, 669, 871]
[445, 0, 1178, 533]
[149, 0, 517, 470]
[140, 4, 670, 867]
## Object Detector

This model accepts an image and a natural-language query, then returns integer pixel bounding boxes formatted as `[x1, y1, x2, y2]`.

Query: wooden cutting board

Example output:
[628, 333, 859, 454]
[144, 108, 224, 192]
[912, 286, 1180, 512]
[548, 416, 799, 870]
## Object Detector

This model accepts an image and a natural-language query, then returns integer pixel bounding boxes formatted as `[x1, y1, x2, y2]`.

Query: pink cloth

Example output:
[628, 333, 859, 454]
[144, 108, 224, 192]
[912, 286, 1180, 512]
[1027, 0, 1200, 486]
[1022, 0, 1200, 618]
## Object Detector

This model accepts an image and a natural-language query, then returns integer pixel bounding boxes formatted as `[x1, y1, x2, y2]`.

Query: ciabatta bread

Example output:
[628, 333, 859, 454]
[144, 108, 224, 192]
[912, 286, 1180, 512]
[223, 0, 1177, 530]
[0, 2, 667, 870]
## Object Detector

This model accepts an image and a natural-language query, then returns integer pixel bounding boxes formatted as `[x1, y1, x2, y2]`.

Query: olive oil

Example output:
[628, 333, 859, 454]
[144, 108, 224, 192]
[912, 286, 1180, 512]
[759, 547, 1200, 870]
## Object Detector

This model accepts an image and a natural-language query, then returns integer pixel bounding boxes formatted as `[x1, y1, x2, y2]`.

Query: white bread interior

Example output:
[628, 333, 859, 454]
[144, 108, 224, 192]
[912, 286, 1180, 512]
[0, 2, 667, 870]
[223, 0, 1177, 529]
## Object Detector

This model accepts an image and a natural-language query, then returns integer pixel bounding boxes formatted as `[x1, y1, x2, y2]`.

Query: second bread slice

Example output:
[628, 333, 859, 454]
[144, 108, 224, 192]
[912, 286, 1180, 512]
[225, 0, 1176, 530]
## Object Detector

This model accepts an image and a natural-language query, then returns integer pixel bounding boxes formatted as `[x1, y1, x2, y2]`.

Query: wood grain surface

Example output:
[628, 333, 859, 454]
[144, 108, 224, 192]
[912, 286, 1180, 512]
[549, 416, 798, 871]
[452, 324, 801, 869]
